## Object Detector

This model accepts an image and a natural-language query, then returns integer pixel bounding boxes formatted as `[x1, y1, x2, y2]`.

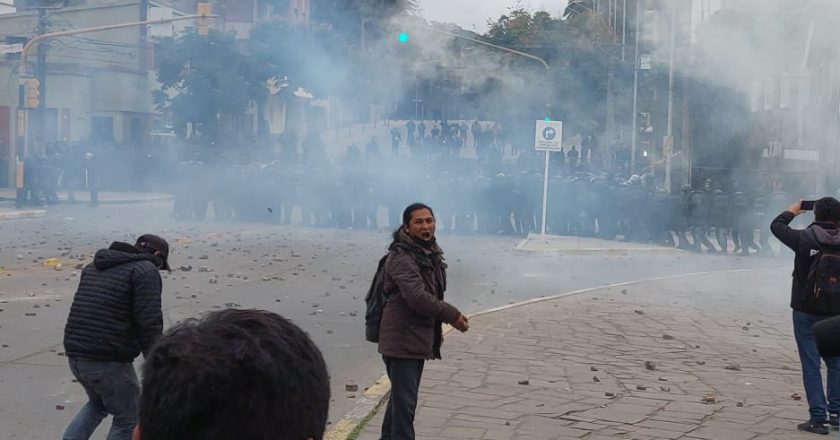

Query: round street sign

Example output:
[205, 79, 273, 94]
[543, 127, 556, 141]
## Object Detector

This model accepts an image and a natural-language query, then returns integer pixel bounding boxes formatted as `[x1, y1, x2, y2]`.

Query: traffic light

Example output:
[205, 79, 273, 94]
[197, 2, 211, 36]
[25, 78, 39, 109]
[398, 32, 409, 44]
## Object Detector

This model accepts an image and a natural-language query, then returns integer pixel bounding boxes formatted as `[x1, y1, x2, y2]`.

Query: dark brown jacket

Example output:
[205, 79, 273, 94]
[378, 229, 461, 360]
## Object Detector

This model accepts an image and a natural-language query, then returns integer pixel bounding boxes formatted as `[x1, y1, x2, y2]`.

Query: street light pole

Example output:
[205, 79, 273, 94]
[630, 0, 641, 174]
[664, 1, 677, 192]
[417, 24, 555, 236]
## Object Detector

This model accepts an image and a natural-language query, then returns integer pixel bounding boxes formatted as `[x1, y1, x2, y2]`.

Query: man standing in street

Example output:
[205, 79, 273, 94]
[378, 203, 469, 439]
[771, 198, 840, 435]
[63, 234, 171, 440]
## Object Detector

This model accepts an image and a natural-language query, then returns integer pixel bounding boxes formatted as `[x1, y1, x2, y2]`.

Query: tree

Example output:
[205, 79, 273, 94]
[154, 29, 255, 145]
[311, 0, 418, 48]
[563, 0, 595, 21]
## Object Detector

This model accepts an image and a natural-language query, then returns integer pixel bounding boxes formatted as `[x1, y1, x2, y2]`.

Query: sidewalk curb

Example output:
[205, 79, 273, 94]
[515, 235, 689, 255]
[324, 267, 763, 439]
[0, 195, 173, 206]
[0, 209, 47, 221]
[325, 376, 391, 440]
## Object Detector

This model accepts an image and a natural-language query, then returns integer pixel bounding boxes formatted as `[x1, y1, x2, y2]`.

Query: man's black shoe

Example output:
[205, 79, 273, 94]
[829, 414, 839, 430]
[798, 421, 830, 435]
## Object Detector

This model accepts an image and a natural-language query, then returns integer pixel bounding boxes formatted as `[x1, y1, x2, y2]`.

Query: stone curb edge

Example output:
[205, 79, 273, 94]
[0, 196, 173, 206]
[515, 236, 689, 255]
[0, 210, 46, 221]
[324, 267, 764, 439]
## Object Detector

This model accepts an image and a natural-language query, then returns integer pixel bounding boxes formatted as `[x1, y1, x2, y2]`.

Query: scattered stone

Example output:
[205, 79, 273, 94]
[644, 361, 656, 371]
[636, 385, 648, 391]
[25, 313, 36, 317]
[349, 312, 358, 317]
[724, 363, 741, 371]
[209, 278, 218, 284]
[621, 289, 628, 294]
[590, 366, 599, 372]
[179, 266, 193, 272]
[199, 255, 209, 260]
[741, 326, 749, 331]
[662, 334, 674, 340]
[198, 267, 210, 273]
[634, 310, 645, 315]
[345, 384, 359, 392]
[701, 395, 717, 404]
[782, 365, 792, 371]
[658, 376, 668, 381]
[660, 386, 671, 392]
[517, 379, 530, 386]
[605, 392, 615, 397]
[55, 405, 65, 410]
[592, 376, 600, 383]
[346, 393, 356, 399]
[697, 360, 706, 365]
[736, 402, 744, 407]
[791, 393, 802, 401]
[326, 329, 333, 334]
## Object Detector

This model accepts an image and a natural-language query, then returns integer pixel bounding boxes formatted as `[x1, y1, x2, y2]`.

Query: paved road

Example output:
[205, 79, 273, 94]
[0, 202, 781, 439]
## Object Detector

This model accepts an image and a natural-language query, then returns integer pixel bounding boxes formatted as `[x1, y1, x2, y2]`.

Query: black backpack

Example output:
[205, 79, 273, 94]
[807, 227, 840, 313]
[364, 254, 390, 343]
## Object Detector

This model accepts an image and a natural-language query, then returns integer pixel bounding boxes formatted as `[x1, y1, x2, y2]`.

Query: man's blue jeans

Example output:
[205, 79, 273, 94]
[793, 310, 840, 423]
[62, 358, 139, 440]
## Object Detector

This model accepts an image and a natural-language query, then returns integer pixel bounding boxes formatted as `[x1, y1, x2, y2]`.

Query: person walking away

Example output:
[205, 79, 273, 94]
[378, 203, 469, 439]
[771, 197, 840, 435]
[62, 234, 171, 440]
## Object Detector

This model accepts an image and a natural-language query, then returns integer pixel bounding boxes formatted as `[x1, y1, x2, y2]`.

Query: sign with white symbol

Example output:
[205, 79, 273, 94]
[0, 44, 23, 55]
[535, 120, 563, 152]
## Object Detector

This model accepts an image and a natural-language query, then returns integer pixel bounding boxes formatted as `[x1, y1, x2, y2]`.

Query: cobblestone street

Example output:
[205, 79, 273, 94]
[358, 269, 822, 440]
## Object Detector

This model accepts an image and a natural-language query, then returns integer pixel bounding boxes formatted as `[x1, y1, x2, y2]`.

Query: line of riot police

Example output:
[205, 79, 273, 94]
[170, 151, 786, 256]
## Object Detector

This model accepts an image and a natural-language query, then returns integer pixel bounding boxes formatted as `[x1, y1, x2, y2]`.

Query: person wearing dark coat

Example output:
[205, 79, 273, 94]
[63, 234, 170, 440]
[771, 197, 840, 435]
[378, 203, 469, 440]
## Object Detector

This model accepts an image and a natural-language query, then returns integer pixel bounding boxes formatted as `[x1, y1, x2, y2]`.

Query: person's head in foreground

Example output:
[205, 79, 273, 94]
[133, 309, 330, 440]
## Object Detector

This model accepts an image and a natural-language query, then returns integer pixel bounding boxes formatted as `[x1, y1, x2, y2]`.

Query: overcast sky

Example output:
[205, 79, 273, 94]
[418, 0, 570, 33]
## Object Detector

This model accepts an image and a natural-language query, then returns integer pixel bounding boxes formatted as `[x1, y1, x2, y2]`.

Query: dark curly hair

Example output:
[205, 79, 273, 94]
[138, 309, 330, 440]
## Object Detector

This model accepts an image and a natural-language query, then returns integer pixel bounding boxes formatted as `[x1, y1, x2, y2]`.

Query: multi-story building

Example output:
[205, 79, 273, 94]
[0, 0, 193, 186]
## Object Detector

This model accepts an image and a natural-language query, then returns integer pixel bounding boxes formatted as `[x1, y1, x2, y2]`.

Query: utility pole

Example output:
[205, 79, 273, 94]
[34, 1, 47, 156]
[630, 0, 641, 174]
[664, 0, 677, 193]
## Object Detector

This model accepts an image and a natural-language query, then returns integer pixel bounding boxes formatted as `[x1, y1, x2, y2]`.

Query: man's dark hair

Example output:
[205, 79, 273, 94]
[390, 203, 435, 243]
[138, 309, 330, 440]
[402, 202, 434, 227]
[815, 197, 840, 223]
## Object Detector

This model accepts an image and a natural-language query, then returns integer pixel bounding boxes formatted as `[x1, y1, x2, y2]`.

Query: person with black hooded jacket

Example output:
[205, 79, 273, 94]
[771, 198, 840, 435]
[62, 234, 170, 440]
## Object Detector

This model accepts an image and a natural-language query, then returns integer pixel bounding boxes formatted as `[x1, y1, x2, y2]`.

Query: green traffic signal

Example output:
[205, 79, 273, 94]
[544, 117, 551, 122]
[398, 32, 409, 44]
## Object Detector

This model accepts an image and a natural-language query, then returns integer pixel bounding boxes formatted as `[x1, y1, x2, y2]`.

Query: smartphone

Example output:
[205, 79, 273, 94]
[801, 200, 815, 211]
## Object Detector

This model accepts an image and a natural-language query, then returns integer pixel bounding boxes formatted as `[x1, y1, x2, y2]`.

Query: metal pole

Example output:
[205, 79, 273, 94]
[664, 0, 676, 192]
[541, 150, 550, 236]
[630, 0, 641, 174]
[622, 0, 627, 61]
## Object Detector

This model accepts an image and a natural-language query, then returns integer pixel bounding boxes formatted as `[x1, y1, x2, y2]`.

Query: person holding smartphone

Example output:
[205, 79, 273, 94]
[771, 197, 840, 435]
